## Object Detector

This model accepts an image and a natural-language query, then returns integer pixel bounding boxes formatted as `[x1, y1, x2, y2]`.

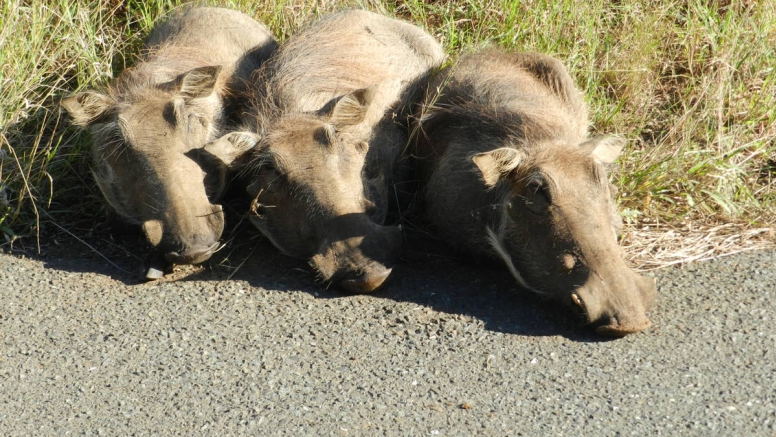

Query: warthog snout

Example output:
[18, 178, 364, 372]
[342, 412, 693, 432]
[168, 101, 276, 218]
[163, 240, 220, 265]
[61, 7, 278, 280]
[311, 220, 402, 293]
[571, 270, 656, 337]
[143, 203, 224, 268]
[338, 262, 394, 294]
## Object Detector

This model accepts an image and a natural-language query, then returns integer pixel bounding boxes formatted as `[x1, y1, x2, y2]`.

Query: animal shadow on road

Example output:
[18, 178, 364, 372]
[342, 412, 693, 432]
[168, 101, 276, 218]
[23, 218, 606, 342]
[202, 221, 605, 342]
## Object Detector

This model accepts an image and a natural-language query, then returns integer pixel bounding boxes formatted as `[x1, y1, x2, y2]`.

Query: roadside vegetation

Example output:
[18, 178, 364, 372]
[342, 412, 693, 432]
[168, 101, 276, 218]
[1, 0, 774, 267]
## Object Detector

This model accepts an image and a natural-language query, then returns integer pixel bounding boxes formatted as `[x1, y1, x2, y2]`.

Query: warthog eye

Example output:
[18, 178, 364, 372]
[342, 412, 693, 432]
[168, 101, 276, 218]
[162, 102, 177, 126]
[520, 178, 550, 214]
[185, 113, 210, 136]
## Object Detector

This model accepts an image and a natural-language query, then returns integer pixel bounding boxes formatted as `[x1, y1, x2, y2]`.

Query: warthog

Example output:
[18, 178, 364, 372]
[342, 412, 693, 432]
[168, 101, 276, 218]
[413, 50, 656, 336]
[61, 7, 277, 279]
[218, 9, 444, 292]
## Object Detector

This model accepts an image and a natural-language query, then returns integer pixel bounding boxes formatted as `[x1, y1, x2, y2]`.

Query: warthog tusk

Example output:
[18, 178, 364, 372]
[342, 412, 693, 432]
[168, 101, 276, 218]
[571, 293, 583, 307]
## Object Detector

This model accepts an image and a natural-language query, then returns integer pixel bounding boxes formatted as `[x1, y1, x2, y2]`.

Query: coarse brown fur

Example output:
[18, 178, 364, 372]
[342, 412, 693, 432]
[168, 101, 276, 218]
[413, 50, 656, 336]
[234, 9, 444, 292]
[61, 7, 277, 276]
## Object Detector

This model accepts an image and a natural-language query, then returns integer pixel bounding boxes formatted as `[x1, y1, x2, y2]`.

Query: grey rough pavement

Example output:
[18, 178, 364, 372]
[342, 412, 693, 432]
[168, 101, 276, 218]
[0, 232, 774, 436]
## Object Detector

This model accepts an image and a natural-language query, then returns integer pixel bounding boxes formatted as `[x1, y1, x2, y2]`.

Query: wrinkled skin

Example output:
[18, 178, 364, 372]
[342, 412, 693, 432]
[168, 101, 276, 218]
[414, 51, 656, 336]
[61, 7, 277, 278]
[230, 10, 444, 292]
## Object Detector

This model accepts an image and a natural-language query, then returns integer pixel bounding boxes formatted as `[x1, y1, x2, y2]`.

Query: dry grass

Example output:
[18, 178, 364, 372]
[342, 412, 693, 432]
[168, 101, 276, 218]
[622, 222, 775, 271]
[1, 0, 774, 268]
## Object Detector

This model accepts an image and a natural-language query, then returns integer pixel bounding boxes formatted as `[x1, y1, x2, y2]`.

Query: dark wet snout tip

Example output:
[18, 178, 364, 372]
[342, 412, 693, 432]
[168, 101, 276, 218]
[163, 241, 219, 265]
[143, 240, 218, 281]
[338, 264, 393, 294]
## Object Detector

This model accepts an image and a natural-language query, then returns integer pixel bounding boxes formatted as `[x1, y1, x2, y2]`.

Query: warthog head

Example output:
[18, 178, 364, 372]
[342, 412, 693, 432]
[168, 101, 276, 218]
[232, 88, 402, 292]
[472, 137, 656, 336]
[62, 66, 240, 270]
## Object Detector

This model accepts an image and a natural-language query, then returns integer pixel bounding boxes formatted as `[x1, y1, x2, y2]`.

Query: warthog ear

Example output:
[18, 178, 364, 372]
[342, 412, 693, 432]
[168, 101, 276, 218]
[472, 148, 525, 187]
[176, 66, 222, 101]
[584, 136, 625, 164]
[203, 131, 260, 167]
[61, 91, 115, 126]
[329, 87, 376, 128]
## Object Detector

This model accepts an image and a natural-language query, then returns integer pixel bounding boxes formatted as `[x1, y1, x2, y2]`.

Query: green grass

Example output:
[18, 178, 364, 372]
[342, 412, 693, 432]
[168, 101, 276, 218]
[1, 0, 774, 253]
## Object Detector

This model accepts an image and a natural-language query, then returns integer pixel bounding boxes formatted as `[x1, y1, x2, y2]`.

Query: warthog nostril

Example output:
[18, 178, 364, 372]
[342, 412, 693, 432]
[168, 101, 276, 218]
[164, 241, 219, 265]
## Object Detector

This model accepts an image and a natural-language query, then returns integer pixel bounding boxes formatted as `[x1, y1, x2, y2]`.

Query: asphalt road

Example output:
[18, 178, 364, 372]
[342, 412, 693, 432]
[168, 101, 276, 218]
[0, 230, 774, 436]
